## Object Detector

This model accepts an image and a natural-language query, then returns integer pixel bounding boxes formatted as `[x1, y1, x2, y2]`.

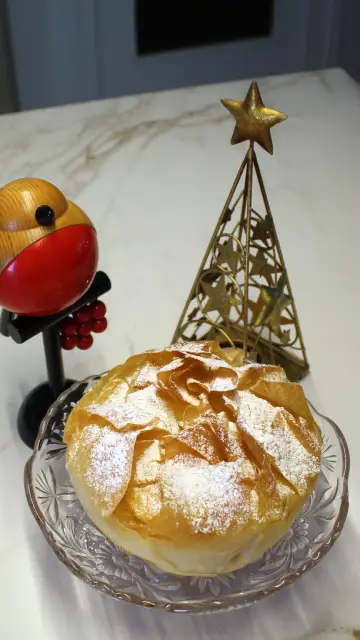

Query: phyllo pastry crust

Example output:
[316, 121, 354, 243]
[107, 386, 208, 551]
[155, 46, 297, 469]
[64, 342, 321, 576]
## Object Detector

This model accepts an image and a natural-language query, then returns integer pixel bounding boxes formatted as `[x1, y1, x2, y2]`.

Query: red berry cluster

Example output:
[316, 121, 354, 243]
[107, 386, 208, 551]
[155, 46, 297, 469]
[59, 300, 107, 350]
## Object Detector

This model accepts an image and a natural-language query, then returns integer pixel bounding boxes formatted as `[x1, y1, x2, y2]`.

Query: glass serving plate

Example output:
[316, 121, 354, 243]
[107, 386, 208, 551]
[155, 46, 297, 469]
[24, 376, 350, 614]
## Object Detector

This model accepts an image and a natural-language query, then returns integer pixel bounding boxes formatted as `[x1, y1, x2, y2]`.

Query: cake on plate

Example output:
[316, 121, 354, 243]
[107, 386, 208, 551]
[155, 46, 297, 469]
[63, 341, 322, 576]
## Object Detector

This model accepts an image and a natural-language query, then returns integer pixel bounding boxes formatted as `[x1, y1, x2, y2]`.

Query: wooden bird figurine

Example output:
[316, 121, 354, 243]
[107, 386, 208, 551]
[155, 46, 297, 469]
[0, 178, 98, 316]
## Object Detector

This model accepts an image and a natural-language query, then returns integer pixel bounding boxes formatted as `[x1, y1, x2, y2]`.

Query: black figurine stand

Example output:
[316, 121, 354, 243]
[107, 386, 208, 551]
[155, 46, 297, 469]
[0, 271, 111, 448]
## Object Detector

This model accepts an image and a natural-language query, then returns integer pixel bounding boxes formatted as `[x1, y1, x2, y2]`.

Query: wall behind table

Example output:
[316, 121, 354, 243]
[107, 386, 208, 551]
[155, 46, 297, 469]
[0, 1, 17, 113]
[4, 0, 352, 111]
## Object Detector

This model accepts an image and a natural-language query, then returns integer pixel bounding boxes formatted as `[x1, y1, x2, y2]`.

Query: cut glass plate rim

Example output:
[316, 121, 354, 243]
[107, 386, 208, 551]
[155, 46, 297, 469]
[24, 375, 350, 614]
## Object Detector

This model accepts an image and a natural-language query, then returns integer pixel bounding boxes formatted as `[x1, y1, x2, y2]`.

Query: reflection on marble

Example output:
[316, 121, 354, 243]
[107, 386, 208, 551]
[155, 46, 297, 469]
[0, 68, 360, 639]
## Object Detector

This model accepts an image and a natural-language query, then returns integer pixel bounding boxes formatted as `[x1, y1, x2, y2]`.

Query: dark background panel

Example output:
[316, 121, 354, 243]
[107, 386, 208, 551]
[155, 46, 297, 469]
[136, 0, 274, 55]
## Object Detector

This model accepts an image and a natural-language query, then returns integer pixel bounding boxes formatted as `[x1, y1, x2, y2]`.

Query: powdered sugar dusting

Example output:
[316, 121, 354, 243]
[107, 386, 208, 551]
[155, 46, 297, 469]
[66, 344, 322, 540]
[262, 369, 287, 382]
[84, 425, 137, 516]
[169, 341, 210, 354]
[87, 400, 152, 429]
[161, 455, 252, 534]
[87, 384, 179, 434]
[237, 390, 320, 493]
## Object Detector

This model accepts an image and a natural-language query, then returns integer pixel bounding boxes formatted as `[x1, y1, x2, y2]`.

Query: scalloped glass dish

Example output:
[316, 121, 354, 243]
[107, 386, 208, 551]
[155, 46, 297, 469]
[24, 376, 350, 614]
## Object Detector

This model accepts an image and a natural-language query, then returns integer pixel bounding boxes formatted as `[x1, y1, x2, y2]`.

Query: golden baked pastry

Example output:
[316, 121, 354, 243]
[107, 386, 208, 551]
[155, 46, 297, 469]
[63, 342, 322, 576]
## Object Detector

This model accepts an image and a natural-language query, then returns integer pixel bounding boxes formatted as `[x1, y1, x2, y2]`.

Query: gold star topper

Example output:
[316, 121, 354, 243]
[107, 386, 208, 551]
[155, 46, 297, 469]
[221, 81, 287, 154]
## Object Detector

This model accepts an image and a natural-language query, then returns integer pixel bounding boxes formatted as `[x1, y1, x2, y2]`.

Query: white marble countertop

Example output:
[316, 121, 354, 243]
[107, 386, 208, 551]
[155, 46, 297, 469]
[0, 68, 359, 640]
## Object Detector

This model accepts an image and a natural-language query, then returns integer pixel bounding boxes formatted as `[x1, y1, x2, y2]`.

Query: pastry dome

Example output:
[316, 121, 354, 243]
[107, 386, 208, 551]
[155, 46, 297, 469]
[64, 342, 322, 576]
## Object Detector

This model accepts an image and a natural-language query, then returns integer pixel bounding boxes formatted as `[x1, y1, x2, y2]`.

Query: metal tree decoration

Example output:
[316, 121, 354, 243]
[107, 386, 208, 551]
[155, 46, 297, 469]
[172, 81, 308, 381]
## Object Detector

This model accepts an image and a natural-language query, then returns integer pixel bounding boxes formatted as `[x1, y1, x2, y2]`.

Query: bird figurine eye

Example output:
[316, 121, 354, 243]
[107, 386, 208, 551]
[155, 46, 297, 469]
[35, 205, 55, 227]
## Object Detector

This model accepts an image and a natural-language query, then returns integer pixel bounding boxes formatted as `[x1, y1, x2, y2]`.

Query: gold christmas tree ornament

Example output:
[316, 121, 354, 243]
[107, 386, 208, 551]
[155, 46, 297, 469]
[172, 81, 309, 382]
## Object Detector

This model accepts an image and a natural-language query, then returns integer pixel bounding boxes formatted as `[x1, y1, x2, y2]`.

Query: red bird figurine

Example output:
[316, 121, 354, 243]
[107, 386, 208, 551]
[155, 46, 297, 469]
[0, 178, 98, 316]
